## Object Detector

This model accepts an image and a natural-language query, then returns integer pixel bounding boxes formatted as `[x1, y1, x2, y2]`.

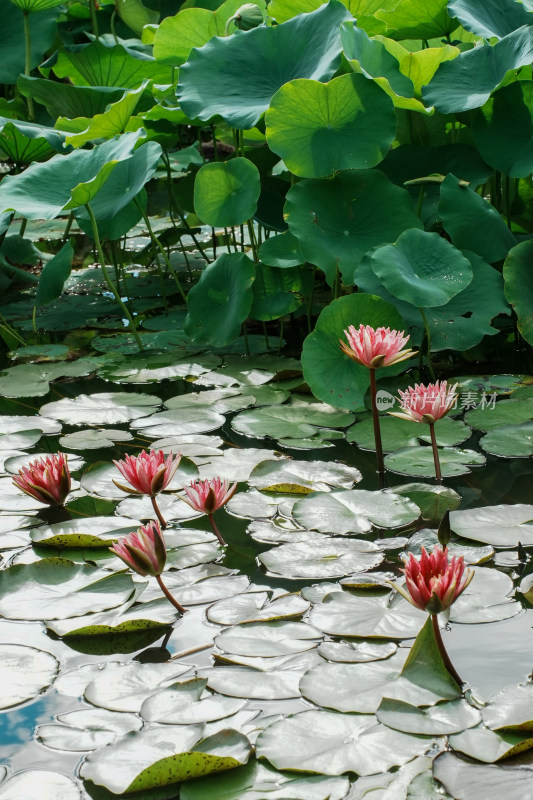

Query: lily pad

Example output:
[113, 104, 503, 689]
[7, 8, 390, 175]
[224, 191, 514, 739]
[130, 407, 226, 437]
[318, 640, 396, 663]
[433, 750, 533, 800]
[386, 482, 461, 522]
[450, 504, 533, 547]
[480, 422, 533, 457]
[404, 530, 494, 566]
[376, 698, 481, 735]
[39, 392, 161, 425]
[292, 489, 420, 534]
[308, 590, 426, 639]
[448, 726, 533, 763]
[30, 516, 141, 548]
[0, 643, 59, 710]
[202, 651, 321, 700]
[231, 403, 353, 440]
[45, 597, 179, 637]
[214, 621, 322, 657]
[207, 592, 309, 625]
[85, 661, 194, 712]
[0, 770, 81, 800]
[140, 678, 246, 725]
[483, 683, 533, 731]
[348, 415, 471, 452]
[59, 428, 133, 450]
[449, 567, 521, 624]
[249, 459, 361, 493]
[36, 708, 142, 751]
[259, 538, 383, 579]
[384, 446, 485, 478]
[464, 397, 533, 432]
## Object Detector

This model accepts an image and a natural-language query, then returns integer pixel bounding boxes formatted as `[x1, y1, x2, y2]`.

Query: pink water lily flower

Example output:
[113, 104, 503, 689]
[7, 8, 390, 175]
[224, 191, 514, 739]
[340, 324, 415, 369]
[13, 452, 71, 506]
[113, 449, 181, 496]
[400, 545, 474, 615]
[182, 478, 237, 546]
[392, 381, 458, 424]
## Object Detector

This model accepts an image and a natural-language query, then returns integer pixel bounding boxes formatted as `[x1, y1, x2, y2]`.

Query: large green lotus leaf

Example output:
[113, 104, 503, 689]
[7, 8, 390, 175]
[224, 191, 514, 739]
[9, 0, 63, 10]
[341, 22, 414, 99]
[140, 678, 246, 725]
[37, 709, 141, 753]
[308, 590, 426, 639]
[0, 118, 66, 165]
[504, 240, 533, 346]
[480, 422, 533, 457]
[35, 241, 73, 307]
[258, 230, 305, 268]
[0, 131, 141, 219]
[40, 390, 160, 425]
[0, 643, 59, 710]
[448, 726, 533, 763]
[404, 529, 494, 566]
[301, 293, 413, 411]
[248, 458, 361, 493]
[17, 76, 124, 119]
[464, 397, 533, 432]
[450, 567, 520, 624]
[0, 558, 136, 620]
[30, 516, 140, 548]
[207, 591, 310, 625]
[231, 400, 354, 439]
[116, 0, 159, 36]
[373, 0, 455, 39]
[450, 503, 533, 547]
[292, 489, 420, 534]
[384, 446, 485, 478]
[153, 0, 249, 66]
[193, 159, 260, 227]
[483, 684, 533, 731]
[259, 538, 383, 579]
[180, 761, 350, 800]
[348, 415, 471, 452]
[422, 27, 533, 114]
[439, 174, 516, 263]
[376, 698, 481, 735]
[0, 2, 58, 84]
[52, 41, 172, 88]
[184, 252, 255, 346]
[370, 228, 472, 307]
[0, 770, 81, 800]
[80, 726, 251, 793]
[46, 597, 179, 637]
[84, 661, 194, 711]
[250, 263, 306, 321]
[265, 74, 396, 179]
[256, 708, 433, 776]
[215, 621, 321, 657]
[470, 82, 533, 178]
[177, 1, 351, 129]
[433, 750, 533, 800]
[285, 169, 422, 285]
[61, 83, 148, 148]
[398, 45, 459, 99]
[379, 143, 492, 190]
[448, 0, 533, 39]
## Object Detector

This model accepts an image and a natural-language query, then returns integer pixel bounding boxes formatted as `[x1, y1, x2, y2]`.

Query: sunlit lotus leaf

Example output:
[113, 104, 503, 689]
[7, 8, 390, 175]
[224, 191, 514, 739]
[347, 415, 470, 453]
[198, 449, 288, 483]
[130, 407, 226, 437]
[30, 516, 141, 548]
[258, 230, 305, 268]
[227, 489, 289, 520]
[464, 397, 533, 432]
[63, 83, 149, 148]
[482, 684, 533, 731]
[45, 597, 180, 637]
[0, 770, 81, 800]
[0, 558, 136, 620]
[450, 504, 533, 546]
[422, 27, 533, 114]
[194, 159, 260, 228]
[285, 170, 422, 285]
[39, 391, 161, 425]
[256, 708, 436, 776]
[246, 519, 313, 545]
[208, 592, 309, 625]
[140, 678, 246, 724]
[292, 489, 419, 534]
[259, 538, 383, 579]
[0, 643, 59, 710]
[384, 446, 485, 478]
[449, 726, 533, 763]
[404, 530, 494, 566]
[433, 750, 533, 800]
[376, 697, 481, 735]
[180, 760, 350, 800]
[373, 0, 455, 39]
[53, 41, 171, 88]
[448, 0, 533, 38]
[215, 621, 321, 658]
[309, 590, 425, 639]
[231, 403, 353, 440]
[136, 565, 249, 606]
[80, 726, 251, 793]
[449, 567, 520, 624]
[177, 1, 350, 129]
[36, 708, 142, 751]
[84, 661, 194, 711]
[318, 640, 396, 663]
[0, 414, 61, 435]
[59, 428, 133, 450]
[202, 651, 320, 699]
[341, 22, 416, 100]
[249, 459, 361, 494]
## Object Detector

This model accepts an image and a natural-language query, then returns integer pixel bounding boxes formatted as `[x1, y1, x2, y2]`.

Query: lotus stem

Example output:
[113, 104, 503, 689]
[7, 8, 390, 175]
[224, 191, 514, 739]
[429, 422, 442, 483]
[150, 496, 167, 529]
[156, 574, 187, 614]
[369, 368, 385, 483]
[419, 307, 435, 380]
[133, 198, 187, 303]
[208, 513, 226, 547]
[23, 11, 34, 121]
[431, 613, 463, 686]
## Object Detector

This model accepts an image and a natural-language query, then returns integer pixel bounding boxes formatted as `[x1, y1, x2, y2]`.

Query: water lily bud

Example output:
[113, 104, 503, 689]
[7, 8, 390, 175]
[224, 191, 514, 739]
[437, 510, 451, 547]
[231, 3, 265, 30]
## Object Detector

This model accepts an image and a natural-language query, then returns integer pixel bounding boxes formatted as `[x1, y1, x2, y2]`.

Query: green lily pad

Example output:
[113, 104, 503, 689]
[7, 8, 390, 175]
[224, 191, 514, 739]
[85, 661, 194, 712]
[36, 709, 142, 751]
[480, 422, 533, 457]
[30, 516, 140, 548]
[130, 407, 226, 437]
[259, 538, 383, 579]
[433, 750, 533, 800]
[249, 459, 361, 493]
[309, 590, 426, 640]
[258, 231, 305, 268]
[140, 678, 246, 725]
[136, 568, 249, 606]
[376, 698, 481, 735]
[450, 504, 533, 546]
[318, 640, 397, 663]
[202, 652, 322, 700]
[348, 415, 470, 452]
[292, 489, 420, 534]
[0, 643, 59, 710]
[449, 567, 520, 624]
[215, 621, 322, 657]
[449, 726, 533, 763]
[0, 770, 81, 800]
[194, 159, 260, 227]
[483, 684, 533, 731]
[207, 592, 309, 625]
[45, 597, 180, 637]
[384, 446, 485, 478]
[385, 482, 461, 522]
[40, 391, 161, 425]
[59, 428, 133, 450]
[231, 402, 353, 440]
[404, 530, 494, 565]
[464, 397, 533, 432]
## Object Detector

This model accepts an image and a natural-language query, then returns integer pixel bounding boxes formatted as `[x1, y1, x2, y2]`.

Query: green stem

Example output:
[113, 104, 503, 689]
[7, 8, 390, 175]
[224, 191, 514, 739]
[89, 0, 99, 41]
[419, 307, 435, 380]
[23, 11, 34, 121]
[19, 217, 28, 237]
[151, 495, 167, 529]
[208, 513, 226, 546]
[431, 613, 463, 685]
[156, 574, 187, 614]
[134, 198, 187, 303]
[246, 219, 259, 262]
[160, 151, 209, 261]
[277, 317, 284, 356]
[369, 368, 385, 481]
[416, 185, 425, 219]
[85, 203, 144, 351]
[429, 422, 442, 483]
[306, 265, 315, 335]
[62, 212, 74, 243]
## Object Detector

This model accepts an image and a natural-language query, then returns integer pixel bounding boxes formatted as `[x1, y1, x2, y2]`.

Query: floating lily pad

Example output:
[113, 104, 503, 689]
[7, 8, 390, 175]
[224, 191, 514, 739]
[30, 516, 140, 548]
[449, 726, 533, 763]
[0, 770, 81, 800]
[39, 392, 161, 425]
[130, 407, 226, 437]
[385, 482, 461, 522]
[36, 708, 142, 751]
[207, 592, 309, 625]
[231, 403, 353, 440]
[59, 428, 133, 450]
[202, 651, 321, 700]
[249, 459, 361, 493]
[227, 489, 291, 520]
[215, 621, 321, 658]
[384, 446, 485, 478]
[482, 683, 533, 731]
[45, 597, 179, 637]
[464, 398, 533, 432]
[404, 530, 494, 565]
[0, 643, 59, 710]
[84, 661, 194, 712]
[308, 590, 426, 639]
[347, 415, 471, 452]
[317, 640, 397, 663]
[376, 698, 481, 735]
[259, 538, 383, 579]
[480, 422, 533, 457]
[449, 567, 521, 624]
[433, 750, 533, 800]
[450, 504, 533, 546]
[292, 489, 420, 534]
[140, 678, 246, 725]
[0, 414, 61, 435]
[198, 449, 288, 483]
[137, 569, 249, 606]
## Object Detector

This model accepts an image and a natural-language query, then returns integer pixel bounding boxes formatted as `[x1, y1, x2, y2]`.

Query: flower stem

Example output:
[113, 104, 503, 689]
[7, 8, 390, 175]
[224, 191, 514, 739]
[156, 574, 187, 614]
[208, 513, 226, 546]
[23, 11, 34, 121]
[150, 496, 167, 529]
[369, 368, 385, 481]
[429, 422, 442, 483]
[431, 613, 463, 685]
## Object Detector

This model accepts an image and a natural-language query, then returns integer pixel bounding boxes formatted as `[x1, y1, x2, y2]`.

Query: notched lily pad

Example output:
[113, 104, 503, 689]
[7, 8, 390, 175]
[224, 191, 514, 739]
[292, 489, 420, 534]
[259, 538, 383, 579]
[248, 459, 362, 493]
[0, 643, 59, 710]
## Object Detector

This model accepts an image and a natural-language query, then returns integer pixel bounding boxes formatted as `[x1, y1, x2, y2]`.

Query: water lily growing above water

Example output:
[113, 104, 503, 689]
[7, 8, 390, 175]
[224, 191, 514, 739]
[110, 520, 187, 614]
[113, 449, 181, 528]
[12, 452, 71, 506]
[340, 325, 415, 483]
[182, 478, 238, 546]
[390, 381, 458, 482]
